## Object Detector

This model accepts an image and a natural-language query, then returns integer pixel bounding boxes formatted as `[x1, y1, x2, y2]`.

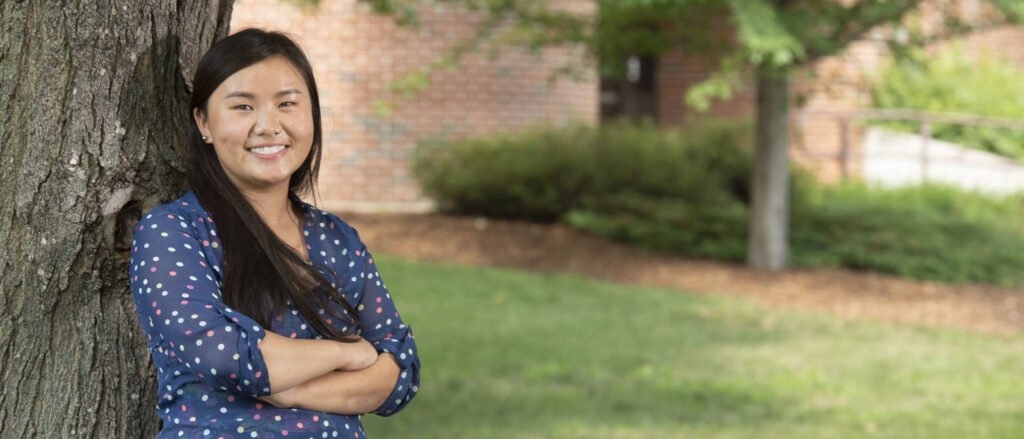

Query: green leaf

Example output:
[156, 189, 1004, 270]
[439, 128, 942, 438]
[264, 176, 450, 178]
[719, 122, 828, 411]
[728, 0, 806, 68]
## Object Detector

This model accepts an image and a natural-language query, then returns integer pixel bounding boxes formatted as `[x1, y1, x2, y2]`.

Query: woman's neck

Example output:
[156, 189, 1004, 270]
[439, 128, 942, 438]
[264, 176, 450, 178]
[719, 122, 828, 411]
[239, 185, 299, 232]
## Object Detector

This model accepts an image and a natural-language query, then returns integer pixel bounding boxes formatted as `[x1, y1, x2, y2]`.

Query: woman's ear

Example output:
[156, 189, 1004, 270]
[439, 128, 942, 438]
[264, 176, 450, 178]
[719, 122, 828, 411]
[193, 108, 212, 144]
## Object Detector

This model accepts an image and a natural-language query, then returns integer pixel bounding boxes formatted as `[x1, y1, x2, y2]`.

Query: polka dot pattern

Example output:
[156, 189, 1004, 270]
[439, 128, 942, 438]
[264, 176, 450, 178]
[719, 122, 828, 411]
[131, 192, 420, 438]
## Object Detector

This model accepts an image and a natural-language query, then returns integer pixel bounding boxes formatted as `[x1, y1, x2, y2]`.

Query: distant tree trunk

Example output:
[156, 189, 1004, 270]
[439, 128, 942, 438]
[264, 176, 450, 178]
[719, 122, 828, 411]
[0, 1, 232, 437]
[747, 66, 791, 271]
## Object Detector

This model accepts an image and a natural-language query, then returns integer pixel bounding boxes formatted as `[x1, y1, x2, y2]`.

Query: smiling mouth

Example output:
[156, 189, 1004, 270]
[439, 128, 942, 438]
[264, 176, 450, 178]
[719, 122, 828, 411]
[247, 144, 288, 154]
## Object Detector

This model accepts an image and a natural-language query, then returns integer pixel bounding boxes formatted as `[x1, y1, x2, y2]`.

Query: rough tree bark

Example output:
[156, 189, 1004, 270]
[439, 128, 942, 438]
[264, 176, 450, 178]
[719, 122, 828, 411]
[0, 1, 233, 437]
[746, 66, 791, 271]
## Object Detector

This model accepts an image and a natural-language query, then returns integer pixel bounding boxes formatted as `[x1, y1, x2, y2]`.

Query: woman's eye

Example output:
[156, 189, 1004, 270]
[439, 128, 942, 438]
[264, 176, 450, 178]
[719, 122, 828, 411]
[233, 104, 252, 111]
[280, 101, 296, 108]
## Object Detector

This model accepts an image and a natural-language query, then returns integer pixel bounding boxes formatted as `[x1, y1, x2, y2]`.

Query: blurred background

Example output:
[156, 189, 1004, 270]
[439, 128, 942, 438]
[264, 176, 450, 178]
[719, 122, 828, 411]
[234, 0, 1024, 437]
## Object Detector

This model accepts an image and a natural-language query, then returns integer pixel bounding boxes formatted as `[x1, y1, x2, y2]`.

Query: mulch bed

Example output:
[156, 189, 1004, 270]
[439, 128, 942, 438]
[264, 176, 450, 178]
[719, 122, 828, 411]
[342, 212, 1024, 336]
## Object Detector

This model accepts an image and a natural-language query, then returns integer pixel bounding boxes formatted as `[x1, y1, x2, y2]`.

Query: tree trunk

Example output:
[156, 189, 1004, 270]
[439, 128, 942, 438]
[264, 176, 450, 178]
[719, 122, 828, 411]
[746, 66, 790, 271]
[0, 1, 232, 437]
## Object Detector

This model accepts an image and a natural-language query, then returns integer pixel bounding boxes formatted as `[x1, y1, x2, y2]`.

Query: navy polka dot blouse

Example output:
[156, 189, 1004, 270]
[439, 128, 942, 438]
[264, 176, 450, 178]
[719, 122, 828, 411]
[130, 191, 419, 438]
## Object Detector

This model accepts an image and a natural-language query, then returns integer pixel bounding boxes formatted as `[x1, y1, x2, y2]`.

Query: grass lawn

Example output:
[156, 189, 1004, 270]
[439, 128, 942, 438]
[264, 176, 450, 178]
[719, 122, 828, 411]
[361, 255, 1024, 439]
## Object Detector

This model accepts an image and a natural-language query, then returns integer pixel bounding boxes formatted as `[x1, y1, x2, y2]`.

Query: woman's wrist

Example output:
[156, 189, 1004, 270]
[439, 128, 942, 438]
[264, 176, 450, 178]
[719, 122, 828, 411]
[334, 336, 379, 371]
[258, 381, 305, 409]
[334, 339, 357, 370]
[283, 381, 309, 410]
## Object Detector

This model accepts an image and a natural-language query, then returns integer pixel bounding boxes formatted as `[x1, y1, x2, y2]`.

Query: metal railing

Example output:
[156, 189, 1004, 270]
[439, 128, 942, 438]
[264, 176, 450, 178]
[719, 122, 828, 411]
[794, 109, 1024, 180]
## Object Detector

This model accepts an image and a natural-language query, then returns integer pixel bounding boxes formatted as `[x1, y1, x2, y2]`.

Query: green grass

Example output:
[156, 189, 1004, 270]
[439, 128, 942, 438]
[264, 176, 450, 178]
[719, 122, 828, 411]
[362, 255, 1024, 439]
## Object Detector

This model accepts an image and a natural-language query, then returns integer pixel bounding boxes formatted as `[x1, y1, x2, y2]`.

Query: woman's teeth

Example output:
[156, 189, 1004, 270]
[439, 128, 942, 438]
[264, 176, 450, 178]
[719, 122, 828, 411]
[250, 145, 286, 154]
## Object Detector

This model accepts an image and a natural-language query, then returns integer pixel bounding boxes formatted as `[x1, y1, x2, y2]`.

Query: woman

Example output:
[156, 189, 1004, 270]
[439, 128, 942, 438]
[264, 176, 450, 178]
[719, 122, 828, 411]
[129, 29, 419, 438]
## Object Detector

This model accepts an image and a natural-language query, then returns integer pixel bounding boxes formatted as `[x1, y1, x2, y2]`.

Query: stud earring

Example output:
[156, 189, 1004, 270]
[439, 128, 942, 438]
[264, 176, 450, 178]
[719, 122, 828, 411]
[201, 135, 208, 141]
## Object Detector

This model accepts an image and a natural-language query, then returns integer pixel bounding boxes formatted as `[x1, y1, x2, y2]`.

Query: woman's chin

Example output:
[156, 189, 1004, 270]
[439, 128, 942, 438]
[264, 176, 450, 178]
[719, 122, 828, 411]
[233, 174, 295, 193]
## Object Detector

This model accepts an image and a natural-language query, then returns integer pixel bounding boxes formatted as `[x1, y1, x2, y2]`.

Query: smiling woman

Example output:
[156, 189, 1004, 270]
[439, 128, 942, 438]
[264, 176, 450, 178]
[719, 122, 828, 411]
[129, 29, 420, 438]
[195, 57, 314, 194]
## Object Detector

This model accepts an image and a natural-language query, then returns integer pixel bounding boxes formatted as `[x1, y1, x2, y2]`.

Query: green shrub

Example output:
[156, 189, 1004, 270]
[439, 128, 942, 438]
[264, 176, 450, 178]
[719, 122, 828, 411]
[870, 47, 1024, 161]
[414, 118, 755, 221]
[569, 183, 1024, 286]
[565, 193, 750, 261]
[414, 119, 1024, 286]
[413, 125, 594, 220]
[792, 184, 1024, 285]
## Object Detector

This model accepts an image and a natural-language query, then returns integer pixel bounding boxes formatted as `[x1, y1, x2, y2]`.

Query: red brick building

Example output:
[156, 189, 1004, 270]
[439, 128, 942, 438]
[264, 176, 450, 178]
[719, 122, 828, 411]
[231, 0, 1024, 211]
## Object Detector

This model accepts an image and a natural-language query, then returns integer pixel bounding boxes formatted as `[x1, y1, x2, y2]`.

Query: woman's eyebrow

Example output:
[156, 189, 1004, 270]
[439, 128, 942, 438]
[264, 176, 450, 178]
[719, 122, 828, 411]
[223, 89, 302, 99]
[275, 88, 302, 97]
[224, 91, 254, 99]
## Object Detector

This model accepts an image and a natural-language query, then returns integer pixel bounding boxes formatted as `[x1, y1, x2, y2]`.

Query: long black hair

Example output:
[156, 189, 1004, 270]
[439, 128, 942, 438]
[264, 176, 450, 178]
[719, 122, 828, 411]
[188, 28, 357, 340]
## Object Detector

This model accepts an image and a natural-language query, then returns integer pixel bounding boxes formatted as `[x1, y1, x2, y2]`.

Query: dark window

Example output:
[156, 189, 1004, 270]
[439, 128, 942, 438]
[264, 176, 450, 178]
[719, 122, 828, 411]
[600, 55, 658, 121]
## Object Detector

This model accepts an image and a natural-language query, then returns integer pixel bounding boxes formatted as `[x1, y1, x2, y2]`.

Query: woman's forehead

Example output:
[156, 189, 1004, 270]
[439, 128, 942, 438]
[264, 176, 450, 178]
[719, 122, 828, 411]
[216, 56, 308, 97]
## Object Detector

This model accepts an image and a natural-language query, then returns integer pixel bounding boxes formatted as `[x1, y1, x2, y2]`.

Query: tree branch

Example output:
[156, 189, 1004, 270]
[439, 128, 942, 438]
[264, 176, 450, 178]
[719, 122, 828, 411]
[807, 0, 927, 61]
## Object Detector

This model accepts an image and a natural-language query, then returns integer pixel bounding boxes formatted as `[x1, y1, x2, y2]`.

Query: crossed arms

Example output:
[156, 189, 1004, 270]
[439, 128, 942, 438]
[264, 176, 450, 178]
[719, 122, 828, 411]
[257, 331, 401, 415]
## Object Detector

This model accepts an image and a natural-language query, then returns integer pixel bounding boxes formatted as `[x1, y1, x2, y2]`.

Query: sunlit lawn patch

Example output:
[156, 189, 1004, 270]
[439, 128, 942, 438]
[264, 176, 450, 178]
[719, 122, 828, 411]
[363, 255, 1024, 439]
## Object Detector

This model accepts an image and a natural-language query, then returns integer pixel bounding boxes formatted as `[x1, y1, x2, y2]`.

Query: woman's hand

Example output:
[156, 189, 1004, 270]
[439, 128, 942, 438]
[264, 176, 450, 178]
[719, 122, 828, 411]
[337, 336, 378, 371]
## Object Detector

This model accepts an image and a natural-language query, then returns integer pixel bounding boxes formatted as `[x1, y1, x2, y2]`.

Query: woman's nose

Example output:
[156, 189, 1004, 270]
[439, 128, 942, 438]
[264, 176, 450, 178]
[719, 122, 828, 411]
[253, 108, 282, 136]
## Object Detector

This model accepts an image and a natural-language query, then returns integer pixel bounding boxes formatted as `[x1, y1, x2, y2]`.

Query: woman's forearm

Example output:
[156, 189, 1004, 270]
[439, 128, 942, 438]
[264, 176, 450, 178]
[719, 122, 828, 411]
[258, 331, 376, 392]
[286, 353, 401, 415]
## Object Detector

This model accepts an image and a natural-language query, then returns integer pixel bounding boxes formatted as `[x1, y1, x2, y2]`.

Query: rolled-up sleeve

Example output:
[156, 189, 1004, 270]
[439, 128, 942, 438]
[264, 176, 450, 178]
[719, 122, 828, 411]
[130, 209, 272, 397]
[352, 245, 420, 416]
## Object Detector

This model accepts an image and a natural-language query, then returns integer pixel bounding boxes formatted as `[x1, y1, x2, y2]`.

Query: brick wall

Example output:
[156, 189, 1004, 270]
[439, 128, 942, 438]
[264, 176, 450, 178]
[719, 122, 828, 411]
[230, 0, 598, 212]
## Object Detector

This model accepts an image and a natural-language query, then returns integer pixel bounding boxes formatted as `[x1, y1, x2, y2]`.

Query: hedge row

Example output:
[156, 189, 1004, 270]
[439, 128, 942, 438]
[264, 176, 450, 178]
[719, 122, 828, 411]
[414, 119, 1024, 286]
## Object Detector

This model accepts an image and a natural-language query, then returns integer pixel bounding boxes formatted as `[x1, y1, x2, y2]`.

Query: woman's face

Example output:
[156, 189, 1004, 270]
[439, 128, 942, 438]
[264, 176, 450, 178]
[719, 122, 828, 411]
[194, 56, 314, 195]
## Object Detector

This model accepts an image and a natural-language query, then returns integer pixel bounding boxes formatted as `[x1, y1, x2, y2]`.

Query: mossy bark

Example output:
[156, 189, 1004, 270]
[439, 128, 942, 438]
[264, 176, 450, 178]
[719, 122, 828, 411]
[0, 1, 232, 436]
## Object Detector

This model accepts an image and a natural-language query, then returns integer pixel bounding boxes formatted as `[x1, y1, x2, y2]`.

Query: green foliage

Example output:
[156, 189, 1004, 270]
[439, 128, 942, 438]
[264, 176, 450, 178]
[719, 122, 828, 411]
[362, 0, 423, 26]
[280, 0, 323, 11]
[728, 0, 805, 68]
[414, 118, 754, 222]
[413, 125, 597, 221]
[572, 182, 1024, 286]
[870, 47, 1024, 161]
[594, 0, 730, 78]
[791, 184, 1024, 285]
[564, 194, 750, 261]
[684, 60, 744, 112]
[985, 0, 1024, 21]
[414, 121, 1024, 285]
[365, 255, 1024, 438]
